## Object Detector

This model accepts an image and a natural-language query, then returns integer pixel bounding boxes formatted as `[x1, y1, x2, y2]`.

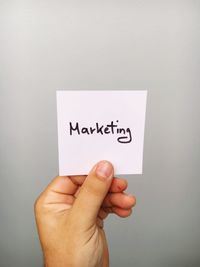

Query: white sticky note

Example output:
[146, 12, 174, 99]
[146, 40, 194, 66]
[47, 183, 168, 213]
[56, 90, 147, 176]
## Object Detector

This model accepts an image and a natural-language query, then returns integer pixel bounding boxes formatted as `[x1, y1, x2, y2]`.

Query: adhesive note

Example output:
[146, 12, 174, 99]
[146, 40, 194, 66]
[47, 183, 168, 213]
[56, 90, 147, 176]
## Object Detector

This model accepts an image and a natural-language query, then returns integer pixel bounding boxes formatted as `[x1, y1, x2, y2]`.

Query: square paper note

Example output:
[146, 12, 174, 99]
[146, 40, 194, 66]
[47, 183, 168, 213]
[56, 90, 147, 176]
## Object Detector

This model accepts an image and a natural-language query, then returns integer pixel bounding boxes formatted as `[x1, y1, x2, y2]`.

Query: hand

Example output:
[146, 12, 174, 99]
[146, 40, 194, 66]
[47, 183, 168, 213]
[34, 161, 136, 267]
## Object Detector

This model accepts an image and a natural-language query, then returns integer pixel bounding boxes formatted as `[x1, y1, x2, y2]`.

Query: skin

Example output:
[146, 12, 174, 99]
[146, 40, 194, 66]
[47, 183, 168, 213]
[34, 161, 136, 267]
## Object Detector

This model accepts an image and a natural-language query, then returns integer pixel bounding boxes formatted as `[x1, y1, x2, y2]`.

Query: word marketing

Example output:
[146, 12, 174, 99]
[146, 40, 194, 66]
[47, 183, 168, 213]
[68, 120, 132, 144]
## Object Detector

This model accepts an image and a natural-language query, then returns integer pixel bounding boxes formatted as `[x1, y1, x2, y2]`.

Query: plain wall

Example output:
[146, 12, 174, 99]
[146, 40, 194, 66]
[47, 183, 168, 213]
[0, 1, 200, 266]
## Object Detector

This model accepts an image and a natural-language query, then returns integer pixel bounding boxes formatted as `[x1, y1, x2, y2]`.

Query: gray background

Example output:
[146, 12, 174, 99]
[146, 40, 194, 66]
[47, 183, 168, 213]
[0, 1, 200, 266]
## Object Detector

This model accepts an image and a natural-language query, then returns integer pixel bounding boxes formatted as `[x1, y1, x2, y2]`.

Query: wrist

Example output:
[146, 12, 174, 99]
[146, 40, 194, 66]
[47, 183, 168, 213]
[43, 251, 74, 267]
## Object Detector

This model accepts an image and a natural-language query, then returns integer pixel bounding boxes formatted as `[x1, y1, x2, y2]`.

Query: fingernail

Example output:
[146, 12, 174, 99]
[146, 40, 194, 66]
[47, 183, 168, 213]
[95, 161, 113, 180]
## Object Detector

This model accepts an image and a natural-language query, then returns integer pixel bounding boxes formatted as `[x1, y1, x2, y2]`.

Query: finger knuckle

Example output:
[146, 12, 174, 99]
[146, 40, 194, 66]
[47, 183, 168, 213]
[34, 195, 43, 214]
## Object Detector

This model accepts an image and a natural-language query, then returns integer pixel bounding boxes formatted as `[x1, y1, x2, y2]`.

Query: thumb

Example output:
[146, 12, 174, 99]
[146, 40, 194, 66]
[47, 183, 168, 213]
[70, 160, 114, 228]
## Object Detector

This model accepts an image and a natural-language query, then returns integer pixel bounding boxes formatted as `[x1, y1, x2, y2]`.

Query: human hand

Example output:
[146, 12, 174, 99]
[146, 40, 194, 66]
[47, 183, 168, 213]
[34, 161, 136, 267]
